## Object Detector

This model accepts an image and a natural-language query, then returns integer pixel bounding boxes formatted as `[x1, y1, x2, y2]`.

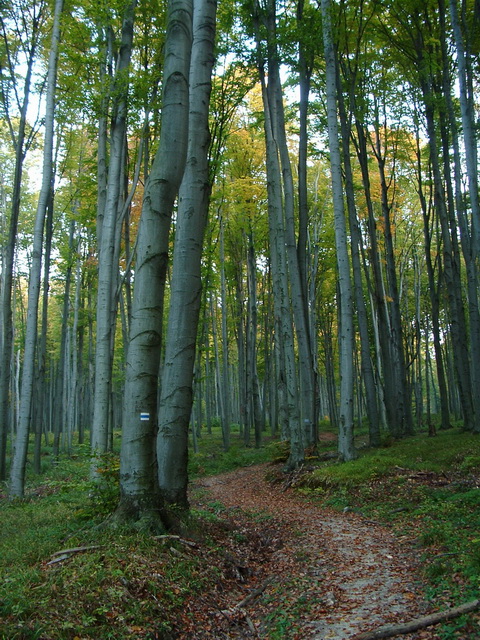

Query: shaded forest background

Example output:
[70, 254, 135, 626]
[0, 0, 479, 504]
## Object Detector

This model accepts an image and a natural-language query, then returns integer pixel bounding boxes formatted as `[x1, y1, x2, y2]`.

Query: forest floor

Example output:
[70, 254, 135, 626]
[2, 429, 479, 640]
[170, 462, 440, 640]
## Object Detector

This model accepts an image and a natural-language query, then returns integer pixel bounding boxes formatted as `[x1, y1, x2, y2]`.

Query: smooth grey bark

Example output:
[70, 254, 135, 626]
[34, 190, 54, 471]
[266, 4, 315, 455]
[353, 122, 398, 437]
[420, 72, 475, 431]
[296, 0, 318, 446]
[414, 123, 451, 431]
[157, 0, 217, 509]
[448, 0, 480, 255]
[9, 0, 64, 497]
[246, 232, 264, 448]
[371, 112, 413, 437]
[252, 0, 304, 470]
[91, 0, 137, 465]
[233, 260, 247, 443]
[52, 219, 74, 458]
[321, 0, 355, 461]
[0, 0, 43, 480]
[439, 2, 480, 432]
[117, 0, 193, 526]
[95, 24, 113, 248]
[337, 70, 380, 447]
[70, 244, 81, 443]
[219, 217, 231, 450]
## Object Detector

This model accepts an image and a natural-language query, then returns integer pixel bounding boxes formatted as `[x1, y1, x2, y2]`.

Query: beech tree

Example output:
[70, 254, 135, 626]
[117, 0, 193, 526]
[91, 0, 137, 465]
[320, 0, 355, 460]
[9, 0, 64, 498]
[157, 0, 217, 509]
[0, 0, 46, 481]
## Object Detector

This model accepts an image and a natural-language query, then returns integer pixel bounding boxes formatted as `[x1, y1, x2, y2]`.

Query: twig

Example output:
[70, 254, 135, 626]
[153, 534, 198, 548]
[51, 545, 104, 557]
[224, 577, 274, 613]
[244, 612, 260, 637]
[351, 599, 480, 640]
[47, 545, 104, 565]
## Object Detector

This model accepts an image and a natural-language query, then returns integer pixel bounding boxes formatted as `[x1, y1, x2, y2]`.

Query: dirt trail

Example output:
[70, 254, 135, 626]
[195, 464, 435, 640]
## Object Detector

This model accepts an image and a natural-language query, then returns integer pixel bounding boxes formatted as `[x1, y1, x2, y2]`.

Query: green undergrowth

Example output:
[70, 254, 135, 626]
[188, 426, 274, 478]
[297, 428, 480, 639]
[0, 429, 274, 640]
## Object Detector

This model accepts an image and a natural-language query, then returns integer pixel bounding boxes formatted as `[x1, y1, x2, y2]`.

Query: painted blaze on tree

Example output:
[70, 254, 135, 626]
[117, 0, 217, 528]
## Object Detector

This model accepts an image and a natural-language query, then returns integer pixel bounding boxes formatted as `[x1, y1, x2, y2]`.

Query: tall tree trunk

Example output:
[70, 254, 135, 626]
[353, 122, 398, 437]
[448, 0, 480, 255]
[296, 0, 318, 446]
[321, 0, 355, 460]
[117, 0, 193, 526]
[371, 109, 413, 437]
[246, 231, 264, 448]
[157, 0, 217, 509]
[219, 217, 231, 450]
[91, 0, 137, 466]
[253, 0, 304, 470]
[414, 121, 451, 431]
[420, 71, 475, 431]
[337, 61, 380, 447]
[34, 191, 55, 471]
[0, 3, 42, 480]
[439, 1, 480, 432]
[9, 0, 64, 497]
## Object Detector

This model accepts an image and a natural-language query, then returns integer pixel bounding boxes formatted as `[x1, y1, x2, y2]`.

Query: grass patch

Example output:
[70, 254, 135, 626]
[188, 429, 274, 477]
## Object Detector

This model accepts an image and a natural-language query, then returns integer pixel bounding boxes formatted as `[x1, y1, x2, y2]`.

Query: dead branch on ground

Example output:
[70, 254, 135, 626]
[351, 599, 480, 640]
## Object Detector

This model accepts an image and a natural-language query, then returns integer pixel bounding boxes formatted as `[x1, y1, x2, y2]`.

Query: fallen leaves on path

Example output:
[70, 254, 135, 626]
[179, 463, 443, 639]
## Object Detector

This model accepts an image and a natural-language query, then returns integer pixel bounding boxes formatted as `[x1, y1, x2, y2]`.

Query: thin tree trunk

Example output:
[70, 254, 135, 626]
[414, 119, 451, 431]
[9, 0, 64, 497]
[0, 4, 42, 481]
[419, 68, 475, 431]
[252, 0, 304, 470]
[91, 0, 137, 466]
[337, 62, 380, 447]
[246, 232, 264, 448]
[321, 0, 355, 461]
[448, 0, 480, 255]
[219, 217, 231, 451]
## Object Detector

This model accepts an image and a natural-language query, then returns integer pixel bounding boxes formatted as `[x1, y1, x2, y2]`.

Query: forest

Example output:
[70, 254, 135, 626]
[1, 0, 479, 501]
[1, 0, 480, 637]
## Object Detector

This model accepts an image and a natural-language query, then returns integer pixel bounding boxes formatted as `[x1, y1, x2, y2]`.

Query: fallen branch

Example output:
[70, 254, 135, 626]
[236, 577, 274, 609]
[351, 599, 480, 640]
[222, 577, 274, 615]
[47, 545, 104, 565]
[153, 534, 198, 548]
[51, 545, 104, 557]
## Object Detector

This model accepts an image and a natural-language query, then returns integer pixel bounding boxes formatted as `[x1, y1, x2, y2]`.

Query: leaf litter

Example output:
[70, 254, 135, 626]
[181, 463, 451, 639]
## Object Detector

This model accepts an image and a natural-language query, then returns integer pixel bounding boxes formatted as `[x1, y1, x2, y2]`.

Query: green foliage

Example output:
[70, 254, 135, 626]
[188, 427, 273, 478]
[84, 451, 121, 518]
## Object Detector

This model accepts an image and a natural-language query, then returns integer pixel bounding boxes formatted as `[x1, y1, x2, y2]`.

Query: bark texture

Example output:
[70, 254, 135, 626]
[157, 0, 217, 508]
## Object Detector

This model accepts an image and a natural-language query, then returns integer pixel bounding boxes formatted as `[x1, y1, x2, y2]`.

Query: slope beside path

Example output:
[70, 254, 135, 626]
[188, 463, 436, 640]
